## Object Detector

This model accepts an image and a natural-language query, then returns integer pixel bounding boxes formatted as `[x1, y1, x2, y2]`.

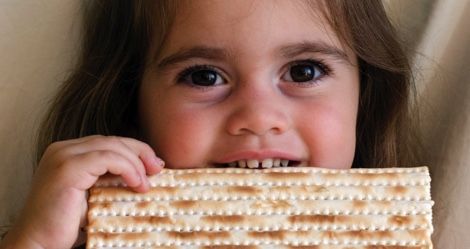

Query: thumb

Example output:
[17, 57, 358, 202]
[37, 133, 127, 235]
[74, 191, 89, 247]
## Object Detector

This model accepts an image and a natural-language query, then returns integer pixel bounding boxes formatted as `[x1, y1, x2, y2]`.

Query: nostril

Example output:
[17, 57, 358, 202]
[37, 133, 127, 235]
[224, 106, 291, 136]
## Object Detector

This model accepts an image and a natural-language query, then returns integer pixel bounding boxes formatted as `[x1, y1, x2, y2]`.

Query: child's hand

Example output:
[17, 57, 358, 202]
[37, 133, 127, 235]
[1, 135, 164, 249]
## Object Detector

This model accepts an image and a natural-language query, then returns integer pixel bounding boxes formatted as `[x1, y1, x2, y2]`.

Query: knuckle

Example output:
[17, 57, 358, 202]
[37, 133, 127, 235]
[45, 140, 65, 154]
[58, 156, 78, 172]
[142, 142, 154, 154]
[87, 135, 120, 149]
[93, 150, 118, 160]
[131, 138, 155, 155]
[104, 136, 123, 147]
[88, 135, 106, 144]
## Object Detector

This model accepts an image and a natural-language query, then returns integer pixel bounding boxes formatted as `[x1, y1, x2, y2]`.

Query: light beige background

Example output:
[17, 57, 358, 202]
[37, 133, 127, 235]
[1, 1, 469, 247]
[0, 0, 81, 235]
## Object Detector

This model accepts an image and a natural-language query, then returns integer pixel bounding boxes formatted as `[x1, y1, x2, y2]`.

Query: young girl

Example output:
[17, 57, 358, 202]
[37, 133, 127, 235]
[1, 0, 417, 248]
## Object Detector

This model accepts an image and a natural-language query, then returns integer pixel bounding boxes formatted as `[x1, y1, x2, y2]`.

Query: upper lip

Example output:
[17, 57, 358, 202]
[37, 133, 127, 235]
[214, 149, 304, 164]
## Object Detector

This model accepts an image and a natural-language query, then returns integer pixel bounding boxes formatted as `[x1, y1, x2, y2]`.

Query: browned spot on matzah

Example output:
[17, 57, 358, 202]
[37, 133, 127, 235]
[146, 247, 180, 249]
[288, 215, 349, 224]
[201, 215, 245, 224]
[171, 200, 197, 209]
[88, 202, 112, 210]
[106, 187, 135, 195]
[202, 246, 259, 249]
[89, 232, 146, 241]
[271, 200, 292, 209]
[352, 200, 367, 209]
[227, 186, 262, 195]
[388, 215, 412, 226]
[266, 172, 310, 180]
[360, 185, 373, 195]
[392, 185, 408, 194]
[250, 200, 292, 209]
[342, 230, 393, 240]
[167, 231, 230, 240]
[89, 188, 102, 195]
[270, 186, 291, 192]
[247, 231, 286, 240]
[287, 247, 320, 249]
[131, 216, 173, 225]
[271, 185, 328, 193]
[375, 200, 393, 209]
[365, 247, 427, 249]
[407, 230, 428, 240]
[152, 186, 178, 194]
[136, 201, 151, 209]
[312, 185, 329, 192]
[323, 230, 337, 239]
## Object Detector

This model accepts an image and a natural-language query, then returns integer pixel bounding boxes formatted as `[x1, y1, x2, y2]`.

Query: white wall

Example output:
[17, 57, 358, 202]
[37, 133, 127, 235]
[0, 0, 81, 234]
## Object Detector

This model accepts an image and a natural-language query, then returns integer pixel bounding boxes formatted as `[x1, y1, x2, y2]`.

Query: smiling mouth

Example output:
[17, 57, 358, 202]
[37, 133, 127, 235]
[215, 159, 307, 169]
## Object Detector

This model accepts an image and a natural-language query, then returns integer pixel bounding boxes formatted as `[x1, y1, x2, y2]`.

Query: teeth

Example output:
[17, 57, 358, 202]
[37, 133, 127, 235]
[227, 159, 294, 168]
[261, 159, 273, 168]
[247, 160, 259, 169]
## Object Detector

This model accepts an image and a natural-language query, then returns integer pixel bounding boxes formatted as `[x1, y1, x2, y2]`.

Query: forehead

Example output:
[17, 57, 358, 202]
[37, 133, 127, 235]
[156, 0, 352, 61]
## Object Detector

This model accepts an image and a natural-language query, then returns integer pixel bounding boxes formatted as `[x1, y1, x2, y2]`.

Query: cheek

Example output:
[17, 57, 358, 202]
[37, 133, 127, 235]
[138, 78, 218, 168]
[296, 102, 357, 169]
[144, 104, 218, 168]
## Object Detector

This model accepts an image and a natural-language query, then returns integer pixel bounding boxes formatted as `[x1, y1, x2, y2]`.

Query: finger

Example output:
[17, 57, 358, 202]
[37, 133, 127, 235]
[65, 136, 150, 183]
[44, 135, 106, 156]
[115, 137, 165, 175]
[60, 150, 143, 191]
[73, 136, 164, 175]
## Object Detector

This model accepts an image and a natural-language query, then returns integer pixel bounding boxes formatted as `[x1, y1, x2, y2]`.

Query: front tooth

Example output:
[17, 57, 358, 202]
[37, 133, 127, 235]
[238, 160, 247, 168]
[281, 160, 289, 167]
[273, 159, 281, 167]
[261, 159, 273, 168]
[247, 160, 259, 168]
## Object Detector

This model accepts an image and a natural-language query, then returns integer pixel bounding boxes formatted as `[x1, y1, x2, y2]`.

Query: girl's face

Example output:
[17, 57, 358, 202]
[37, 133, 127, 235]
[139, 0, 359, 169]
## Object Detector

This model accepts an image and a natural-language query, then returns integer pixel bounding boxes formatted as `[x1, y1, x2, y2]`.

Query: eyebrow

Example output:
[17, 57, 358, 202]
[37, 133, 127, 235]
[280, 41, 351, 64]
[157, 47, 229, 69]
[156, 41, 351, 69]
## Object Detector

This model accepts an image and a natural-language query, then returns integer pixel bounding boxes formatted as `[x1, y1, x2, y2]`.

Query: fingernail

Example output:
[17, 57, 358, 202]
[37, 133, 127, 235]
[153, 156, 165, 168]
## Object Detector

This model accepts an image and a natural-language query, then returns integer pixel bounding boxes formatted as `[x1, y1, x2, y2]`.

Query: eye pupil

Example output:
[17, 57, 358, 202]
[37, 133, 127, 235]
[290, 64, 315, 82]
[191, 70, 217, 86]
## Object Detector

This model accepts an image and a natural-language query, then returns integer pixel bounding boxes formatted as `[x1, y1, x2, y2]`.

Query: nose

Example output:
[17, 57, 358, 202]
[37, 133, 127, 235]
[225, 87, 291, 136]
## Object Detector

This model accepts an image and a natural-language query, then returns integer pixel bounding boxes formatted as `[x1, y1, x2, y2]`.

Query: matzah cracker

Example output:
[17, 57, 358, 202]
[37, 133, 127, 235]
[86, 166, 433, 249]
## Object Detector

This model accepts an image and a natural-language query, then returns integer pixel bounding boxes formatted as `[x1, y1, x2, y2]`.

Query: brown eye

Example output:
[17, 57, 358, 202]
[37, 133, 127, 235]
[283, 60, 327, 83]
[178, 65, 225, 87]
[191, 70, 219, 86]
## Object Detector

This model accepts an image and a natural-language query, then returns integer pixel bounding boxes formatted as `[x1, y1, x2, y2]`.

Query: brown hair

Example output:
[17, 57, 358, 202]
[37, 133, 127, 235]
[36, 0, 418, 167]
[318, 1, 418, 167]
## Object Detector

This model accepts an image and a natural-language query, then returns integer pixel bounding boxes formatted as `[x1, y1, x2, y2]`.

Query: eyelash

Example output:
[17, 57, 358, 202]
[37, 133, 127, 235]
[176, 64, 225, 90]
[175, 58, 333, 88]
[284, 59, 332, 85]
